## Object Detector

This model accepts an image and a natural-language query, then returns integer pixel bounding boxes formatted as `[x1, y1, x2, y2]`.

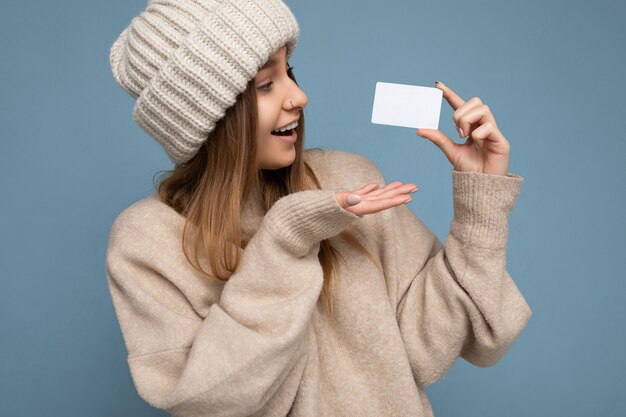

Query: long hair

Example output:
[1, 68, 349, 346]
[153, 65, 382, 323]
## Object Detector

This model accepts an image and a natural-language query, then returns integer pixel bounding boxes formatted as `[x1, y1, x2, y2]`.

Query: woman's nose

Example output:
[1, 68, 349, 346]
[288, 87, 307, 110]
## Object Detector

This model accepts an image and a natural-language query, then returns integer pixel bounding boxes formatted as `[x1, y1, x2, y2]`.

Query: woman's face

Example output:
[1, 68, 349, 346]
[254, 45, 308, 170]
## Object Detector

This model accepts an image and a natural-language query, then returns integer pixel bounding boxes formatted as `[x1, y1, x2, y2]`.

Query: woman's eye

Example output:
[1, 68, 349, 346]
[259, 81, 273, 92]
[258, 66, 294, 92]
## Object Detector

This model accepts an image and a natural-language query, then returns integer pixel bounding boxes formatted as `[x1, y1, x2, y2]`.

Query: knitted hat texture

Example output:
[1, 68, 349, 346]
[109, 0, 300, 164]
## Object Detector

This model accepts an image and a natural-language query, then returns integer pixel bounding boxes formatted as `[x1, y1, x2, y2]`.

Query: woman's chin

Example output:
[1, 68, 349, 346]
[259, 149, 296, 170]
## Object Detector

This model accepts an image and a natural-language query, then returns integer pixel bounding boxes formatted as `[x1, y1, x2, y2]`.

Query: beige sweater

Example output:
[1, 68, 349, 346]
[105, 148, 532, 417]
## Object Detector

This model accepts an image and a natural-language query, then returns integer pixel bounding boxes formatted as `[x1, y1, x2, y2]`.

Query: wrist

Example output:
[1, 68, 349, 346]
[264, 189, 361, 257]
[450, 170, 523, 249]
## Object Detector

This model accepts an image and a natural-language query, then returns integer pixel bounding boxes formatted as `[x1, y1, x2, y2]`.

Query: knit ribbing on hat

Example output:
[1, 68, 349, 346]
[109, 0, 300, 164]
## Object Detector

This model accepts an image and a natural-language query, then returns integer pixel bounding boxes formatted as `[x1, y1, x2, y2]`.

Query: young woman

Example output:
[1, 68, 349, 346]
[106, 1, 532, 416]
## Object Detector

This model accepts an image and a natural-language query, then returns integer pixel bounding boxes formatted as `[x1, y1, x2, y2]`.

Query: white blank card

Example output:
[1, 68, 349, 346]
[371, 81, 443, 130]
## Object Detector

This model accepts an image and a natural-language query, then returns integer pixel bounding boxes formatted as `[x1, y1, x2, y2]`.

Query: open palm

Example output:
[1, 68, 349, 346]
[336, 182, 418, 217]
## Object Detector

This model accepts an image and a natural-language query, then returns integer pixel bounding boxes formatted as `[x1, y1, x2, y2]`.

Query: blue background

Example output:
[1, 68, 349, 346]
[1, 0, 625, 416]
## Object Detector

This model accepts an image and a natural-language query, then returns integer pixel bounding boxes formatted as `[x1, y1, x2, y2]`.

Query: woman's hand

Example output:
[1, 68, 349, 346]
[416, 81, 510, 176]
[336, 182, 419, 216]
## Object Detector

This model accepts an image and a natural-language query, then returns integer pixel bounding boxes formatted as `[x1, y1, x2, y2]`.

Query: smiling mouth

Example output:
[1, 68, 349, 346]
[271, 129, 294, 136]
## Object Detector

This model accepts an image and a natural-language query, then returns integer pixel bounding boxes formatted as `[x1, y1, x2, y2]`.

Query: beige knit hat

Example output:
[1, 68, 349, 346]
[109, 0, 300, 164]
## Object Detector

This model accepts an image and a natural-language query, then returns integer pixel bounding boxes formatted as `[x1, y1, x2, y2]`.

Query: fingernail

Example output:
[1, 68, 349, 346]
[410, 188, 418, 193]
[457, 126, 464, 137]
[404, 197, 413, 204]
[346, 194, 362, 205]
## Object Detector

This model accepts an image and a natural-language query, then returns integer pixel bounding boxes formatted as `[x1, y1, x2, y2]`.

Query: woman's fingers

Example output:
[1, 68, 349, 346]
[365, 181, 401, 197]
[339, 179, 419, 215]
[350, 193, 413, 215]
[366, 194, 413, 209]
[436, 81, 465, 111]
[338, 183, 380, 209]
[454, 102, 496, 139]
[351, 183, 381, 195]
[362, 183, 418, 200]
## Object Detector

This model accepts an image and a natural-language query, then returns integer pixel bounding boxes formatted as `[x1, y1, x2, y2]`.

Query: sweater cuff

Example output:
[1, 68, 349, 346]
[449, 170, 524, 249]
[264, 189, 362, 257]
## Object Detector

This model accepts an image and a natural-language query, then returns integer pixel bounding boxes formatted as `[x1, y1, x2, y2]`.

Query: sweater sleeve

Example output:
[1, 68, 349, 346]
[105, 189, 360, 417]
[366, 164, 532, 388]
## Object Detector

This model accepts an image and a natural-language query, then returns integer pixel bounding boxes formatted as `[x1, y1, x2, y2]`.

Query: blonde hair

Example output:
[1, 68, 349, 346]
[153, 66, 382, 323]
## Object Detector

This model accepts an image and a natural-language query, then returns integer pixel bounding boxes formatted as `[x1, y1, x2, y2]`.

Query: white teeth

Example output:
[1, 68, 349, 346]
[272, 120, 298, 133]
